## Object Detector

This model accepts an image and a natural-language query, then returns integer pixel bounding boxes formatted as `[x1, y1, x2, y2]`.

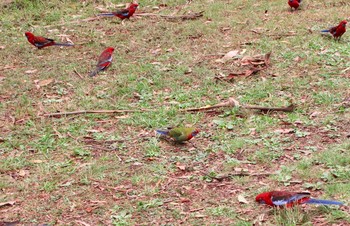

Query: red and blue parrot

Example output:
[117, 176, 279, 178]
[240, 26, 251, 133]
[288, 0, 301, 11]
[89, 47, 115, 77]
[321, 20, 347, 40]
[98, 3, 138, 20]
[156, 127, 200, 143]
[25, 32, 74, 49]
[256, 191, 343, 208]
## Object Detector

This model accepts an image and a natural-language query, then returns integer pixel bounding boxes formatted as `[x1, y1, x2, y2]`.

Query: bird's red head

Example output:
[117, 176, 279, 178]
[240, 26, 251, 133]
[255, 192, 271, 205]
[340, 20, 347, 27]
[25, 32, 34, 39]
[129, 3, 138, 10]
[106, 47, 115, 53]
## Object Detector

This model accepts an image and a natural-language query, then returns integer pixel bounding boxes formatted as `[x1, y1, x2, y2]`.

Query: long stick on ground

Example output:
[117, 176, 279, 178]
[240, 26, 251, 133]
[181, 97, 295, 113]
[136, 11, 204, 20]
[43, 109, 146, 117]
[243, 104, 295, 112]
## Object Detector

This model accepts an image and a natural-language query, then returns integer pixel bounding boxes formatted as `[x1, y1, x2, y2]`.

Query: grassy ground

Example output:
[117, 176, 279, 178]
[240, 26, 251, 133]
[1, 0, 350, 225]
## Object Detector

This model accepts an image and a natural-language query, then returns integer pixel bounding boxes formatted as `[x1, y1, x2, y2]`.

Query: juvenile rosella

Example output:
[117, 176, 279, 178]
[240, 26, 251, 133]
[156, 127, 200, 142]
[25, 32, 74, 49]
[321, 20, 347, 40]
[89, 47, 115, 77]
[256, 191, 343, 208]
[288, 0, 302, 11]
[98, 3, 138, 20]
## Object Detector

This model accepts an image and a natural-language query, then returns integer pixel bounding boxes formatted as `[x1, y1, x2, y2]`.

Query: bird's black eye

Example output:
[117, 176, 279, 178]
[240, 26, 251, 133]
[258, 199, 265, 204]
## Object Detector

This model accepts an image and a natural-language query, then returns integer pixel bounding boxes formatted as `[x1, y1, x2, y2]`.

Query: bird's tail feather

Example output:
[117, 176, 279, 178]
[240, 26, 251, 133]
[156, 130, 169, 135]
[98, 13, 115, 17]
[306, 198, 343, 205]
[321, 29, 330, 33]
[89, 69, 99, 77]
[54, 43, 74, 47]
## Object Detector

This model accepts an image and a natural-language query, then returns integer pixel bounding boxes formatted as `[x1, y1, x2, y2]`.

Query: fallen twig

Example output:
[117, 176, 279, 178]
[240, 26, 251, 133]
[136, 11, 204, 20]
[43, 109, 146, 117]
[181, 97, 240, 112]
[73, 68, 84, 79]
[182, 97, 295, 113]
[0, 65, 18, 71]
[244, 104, 296, 112]
[207, 172, 276, 181]
[190, 207, 205, 212]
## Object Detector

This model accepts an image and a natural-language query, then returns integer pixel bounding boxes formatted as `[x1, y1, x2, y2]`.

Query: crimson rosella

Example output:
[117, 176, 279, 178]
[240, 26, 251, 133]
[288, 0, 302, 11]
[25, 32, 74, 49]
[321, 20, 347, 40]
[89, 47, 115, 77]
[256, 191, 343, 208]
[98, 3, 138, 20]
[156, 127, 200, 142]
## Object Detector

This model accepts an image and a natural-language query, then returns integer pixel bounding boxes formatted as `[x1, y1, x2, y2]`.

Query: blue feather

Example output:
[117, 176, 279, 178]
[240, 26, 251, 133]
[54, 43, 74, 47]
[98, 13, 115, 17]
[321, 29, 330, 33]
[156, 130, 169, 135]
[306, 198, 343, 205]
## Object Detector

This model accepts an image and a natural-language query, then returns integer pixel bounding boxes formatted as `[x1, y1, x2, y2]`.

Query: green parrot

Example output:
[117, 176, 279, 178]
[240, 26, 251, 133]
[156, 127, 200, 142]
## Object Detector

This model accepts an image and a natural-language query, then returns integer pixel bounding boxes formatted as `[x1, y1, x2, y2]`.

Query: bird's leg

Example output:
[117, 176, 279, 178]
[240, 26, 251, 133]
[188, 141, 198, 149]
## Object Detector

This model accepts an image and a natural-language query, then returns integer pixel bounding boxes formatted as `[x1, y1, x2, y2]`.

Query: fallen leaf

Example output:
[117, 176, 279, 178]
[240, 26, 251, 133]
[342, 96, 350, 107]
[18, 170, 27, 177]
[237, 194, 249, 204]
[25, 69, 38, 74]
[294, 56, 302, 62]
[31, 159, 44, 164]
[65, 37, 74, 44]
[234, 168, 249, 172]
[85, 207, 93, 213]
[180, 198, 191, 203]
[0, 46, 5, 49]
[38, 79, 54, 87]
[176, 162, 186, 171]
[309, 111, 320, 118]
[215, 50, 240, 63]
[274, 128, 294, 134]
[254, 213, 265, 225]
[0, 201, 16, 207]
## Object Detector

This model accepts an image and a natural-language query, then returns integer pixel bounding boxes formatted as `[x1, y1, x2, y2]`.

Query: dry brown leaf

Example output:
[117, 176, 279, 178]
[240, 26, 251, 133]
[31, 160, 45, 164]
[234, 167, 249, 172]
[274, 128, 294, 134]
[25, 69, 38, 74]
[237, 194, 249, 204]
[176, 162, 186, 171]
[309, 111, 321, 118]
[18, 170, 27, 177]
[254, 213, 265, 225]
[0, 201, 16, 207]
[38, 79, 54, 87]
[65, 37, 74, 44]
[180, 198, 191, 203]
[215, 50, 240, 63]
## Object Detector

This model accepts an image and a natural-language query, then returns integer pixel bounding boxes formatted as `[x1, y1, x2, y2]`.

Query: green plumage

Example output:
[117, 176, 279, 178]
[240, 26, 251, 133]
[156, 127, 200, 142]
